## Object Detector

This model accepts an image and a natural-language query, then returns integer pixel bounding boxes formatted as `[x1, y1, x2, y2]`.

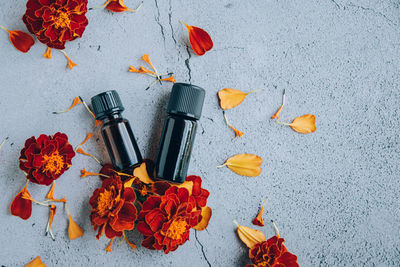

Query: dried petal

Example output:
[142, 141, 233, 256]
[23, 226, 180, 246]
[160, 74, 176, 83]
[252, 197, 268, 227]
[133, 162, 154, 184]
[45, 182, 66, 202]
[43, 47, 52, 59]
[180, 21, 213, 56]
[61, 50, 77, 69]
[10, 184, 32, 220]
[289, 114, 317, 134]
[218, 88, 261, 110]
[68, 213, 84, 240]
[272, 90, 285, 120]
[1, 26, 34, 53]
[224, 113, 243, 138]
[234, 220, 266, 248]
[25, 256, 46, 267]
[106, 0, 142, 13]
[218, 153, 262, 177]
[53, 97, 82, 114]
[46, 205, 57, 240]
[193, 206, 212, 231]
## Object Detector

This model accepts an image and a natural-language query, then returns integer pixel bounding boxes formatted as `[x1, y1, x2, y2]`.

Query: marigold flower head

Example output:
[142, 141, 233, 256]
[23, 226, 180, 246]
[19, 132, 75, 186]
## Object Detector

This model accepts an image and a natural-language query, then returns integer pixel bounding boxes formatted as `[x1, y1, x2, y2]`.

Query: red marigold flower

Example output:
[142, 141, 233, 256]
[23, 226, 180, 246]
[89, 175, 138, 239]
[246, 236, 299, 267]
[137, 186, 202, 254]
[22, 0, 89, 49]
[19, 132, 75, 186]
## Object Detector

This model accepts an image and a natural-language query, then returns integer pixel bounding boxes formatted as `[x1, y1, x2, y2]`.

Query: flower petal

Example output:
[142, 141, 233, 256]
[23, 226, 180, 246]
[218, 153, 262, 177]
[217, 88, 248, 110]
[193, 206, 212, 231]
[25, 256, 46, 267]
[289, 114, 317, 134]
[8, 29, 35, 53]
[234, 220, 266, 248]
[133, 162, 154, 184]
[68, 213, 84, 240]
[180, 21, 213, 56]
[10, 185, 32, 220]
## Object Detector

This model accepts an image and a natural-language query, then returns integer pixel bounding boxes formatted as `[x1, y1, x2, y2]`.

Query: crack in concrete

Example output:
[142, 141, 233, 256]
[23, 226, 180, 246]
[194, 230, 211, 267]
[330, 0, 341, 9]
[154, 0, 166, 43]
[185, 46, 192, 83]
[168, 0, 177, 46]
[348, 2, 397, 26]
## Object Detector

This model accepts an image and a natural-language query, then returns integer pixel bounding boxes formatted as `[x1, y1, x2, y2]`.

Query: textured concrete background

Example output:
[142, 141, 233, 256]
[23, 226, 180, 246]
[0, 0, 399, 266]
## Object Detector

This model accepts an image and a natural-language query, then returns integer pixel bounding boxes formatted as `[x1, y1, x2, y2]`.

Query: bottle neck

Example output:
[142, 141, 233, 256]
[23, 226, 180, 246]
[101, 112, 122, 123]
[167, 112, 198, 121]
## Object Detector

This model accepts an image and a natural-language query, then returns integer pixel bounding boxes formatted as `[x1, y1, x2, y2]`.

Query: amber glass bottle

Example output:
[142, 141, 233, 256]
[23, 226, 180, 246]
[91, 90, 143, 171]
[155, 83, 205, 183]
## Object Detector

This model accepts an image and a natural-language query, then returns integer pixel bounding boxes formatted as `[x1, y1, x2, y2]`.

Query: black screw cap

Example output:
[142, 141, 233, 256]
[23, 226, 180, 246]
[91, 90, 124, 120]
[167, 83, 205, 120]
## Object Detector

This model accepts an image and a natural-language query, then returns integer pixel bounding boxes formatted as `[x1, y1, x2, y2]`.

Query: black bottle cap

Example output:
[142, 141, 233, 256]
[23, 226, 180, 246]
[167, 83, 205, 120]
[91, 90, 124, 120]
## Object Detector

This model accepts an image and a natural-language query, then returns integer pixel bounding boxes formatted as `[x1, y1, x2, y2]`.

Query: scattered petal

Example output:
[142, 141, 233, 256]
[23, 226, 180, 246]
[76, 133, 93, 150]
[45, 205, 57, 240]
[252, 197, 268, 227]
[1, 26, 34, 53]
[217, 153, 262, 177]
[133, 162, 154, 184]
[45, 182, 66, 202]
[272, 90, 285, 120]
[80, 168, 108, 179]
[106, 0, 142, 13]
[10, 183, 32, 220]
[233, 220, 265, 248]
[218, 88, 262, 110]
[128, 66, 140, 72]
[68, 213, 84, 240]
[179, 21, 213, 56]
[43, 47, 52, 59]
[141, 54, 157, 72]
[224, 112, 243, 138]
[289, 114, 317, 134]
[76, 148, 102, 165]
[160, 74, 176, 83]
[53, 97, 82, 114]
[25, 256, 46, 267]
[193, 206, 212, 231]
[61, 50, 77, 70]
[105, 238, 114, 252]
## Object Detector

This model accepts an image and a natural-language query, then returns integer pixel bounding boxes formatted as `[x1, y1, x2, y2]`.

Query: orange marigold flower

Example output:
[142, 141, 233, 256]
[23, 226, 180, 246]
[89, 175, 138, 239]
[19, 132, 75, 186]
[22, 0, 89, 49]
[246, 236, 299, 267]
[0, 26, 35, 53]
[10, 183, 32, 220]
[137, 186, 203, 254]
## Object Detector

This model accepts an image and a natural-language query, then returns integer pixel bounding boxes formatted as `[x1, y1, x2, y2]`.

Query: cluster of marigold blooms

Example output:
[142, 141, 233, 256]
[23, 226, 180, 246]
[0, 0, 213, 71]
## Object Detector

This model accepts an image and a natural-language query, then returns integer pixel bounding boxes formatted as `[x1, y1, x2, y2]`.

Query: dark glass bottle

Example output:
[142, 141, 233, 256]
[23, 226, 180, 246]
[155, 83, 205, 183]
[91, 90, 143, 171]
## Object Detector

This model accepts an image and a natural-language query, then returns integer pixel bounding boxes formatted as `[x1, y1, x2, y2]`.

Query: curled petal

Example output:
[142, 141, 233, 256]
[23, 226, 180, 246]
[180, 21, 213, 56]
[252, 197, 268, 227]
[193, 206, 212, 231]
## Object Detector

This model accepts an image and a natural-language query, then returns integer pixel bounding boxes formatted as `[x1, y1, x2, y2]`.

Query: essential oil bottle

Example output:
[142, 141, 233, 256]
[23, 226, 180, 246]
[91, 90, 143, 171]
[155, 83, 206, 183]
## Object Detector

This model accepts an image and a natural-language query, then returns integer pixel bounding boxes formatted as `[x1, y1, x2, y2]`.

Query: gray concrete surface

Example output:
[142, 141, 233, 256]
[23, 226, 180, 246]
[1, 0, 399, 266]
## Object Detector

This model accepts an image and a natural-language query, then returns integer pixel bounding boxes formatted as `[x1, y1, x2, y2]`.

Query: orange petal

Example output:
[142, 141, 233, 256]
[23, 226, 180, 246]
[272, 90, 285, 120]
[76, 148, 101, 164]
[129, 66, 140, 72]
[76, 133, 93, 150]
[193, 206, 212, 231]
[180, 21, 213, 56]
[80, 168, 105, 178]
[217, 88, 254, 110]
[10, 184, 32, 220]
[124, 177, 135, 188]
[61, 50, 77, 69]
[160, 74, 176, 83]
[123, 232, 136, 251]
[289, 114, 317, 134]
[68, 213, 84, 240]
[105, 238, 114, 252]
[139, 66, 155, 74]
[25, 256, 46, 267]
[224, 113, 243, 138]
[45, 182, 66, 203]
[133, 162, 154, 184]
[106, 0, 141, 12]
[1, 26, 35, 53]
[47, 205, 57, 234]
[43, 47, 52, 59]
[53, 96, 82, 114]
[141, 54, 157, 72]
[252, 197, 268, 227]
[218, 153, 262, 177]
[234, 220, 266, 248]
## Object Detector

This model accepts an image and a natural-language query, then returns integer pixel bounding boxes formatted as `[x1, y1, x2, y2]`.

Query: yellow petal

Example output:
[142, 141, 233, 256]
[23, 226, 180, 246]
[68, 214, 84, 240]
[217, 88, 248, 110]
[289, 114, 316, 134]
[25, 256, 46, 267]
[176, 180, 194, 195]
[219, 153, 262, 177]
[193, 206, 212, 231]
[234, 220, 265, 248]
[133, 162, 154, 184]
[124, 177, 135, 188]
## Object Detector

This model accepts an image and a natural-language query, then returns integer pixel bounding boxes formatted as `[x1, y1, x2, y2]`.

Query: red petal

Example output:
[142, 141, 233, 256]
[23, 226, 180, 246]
[8, 30, 35, 53]
[10, 186, 32, 220]
[188, 26, 213, 56]
[105, 1, 128, 12]
[123, 187, 136, 203]
[142, 196, 161, 211]
[136, 221, 154, 236]
[104, 223, 122, 239]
